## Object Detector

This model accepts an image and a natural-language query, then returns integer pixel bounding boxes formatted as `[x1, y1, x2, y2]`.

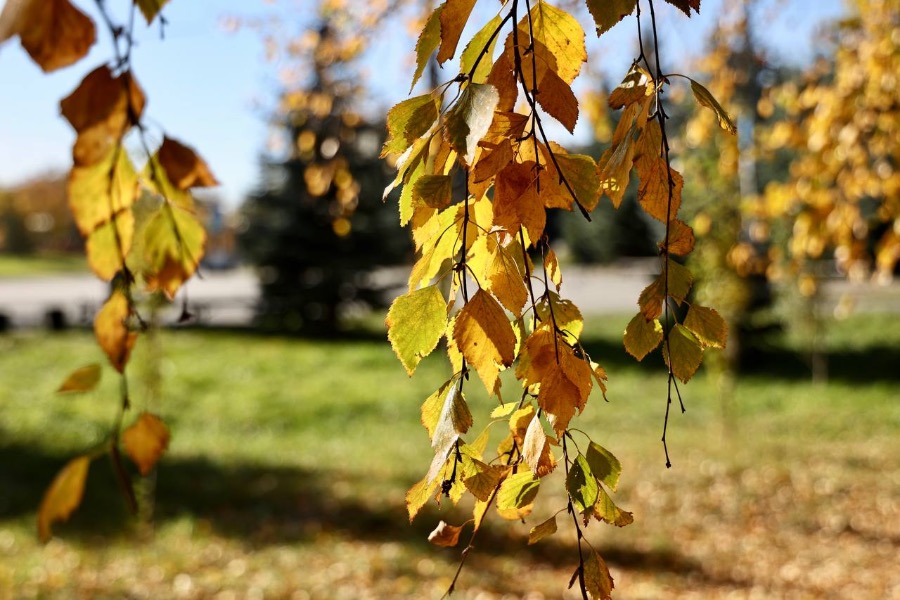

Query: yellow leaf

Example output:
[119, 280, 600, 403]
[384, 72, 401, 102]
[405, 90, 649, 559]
[623, 312, 663, 360]
[664, 324, 704, 383]
[608, 64, 652, 109]
[453, 289, 516, 393]
[528, 515, 558, 545]
[535, 292, 583, 341]
[473, 139, 514, 184]
[461, 13, 503, 84]
[386, 285, 448, 376]
[494, 162, 546, 242]
[522, 414, 556, 477]
[525, 2, 586, 85]
[60, 66, 145, 166]
[382, 94, 439, 157]
[437, 0, 476, 64]
[37, 455, 91, 542]
[482, 234, 528, 316]
[690, 78, 737, 134]
[496, 470, 540, 512]
[544, 247, 562, 291]
[67, 146, 139, 235]
[536, 68, 579, 133]
[411, 6, 442, 91]
[419, 379, 453, 438]
[550, 151, 601, 212]
[85, 210, 134, 281]
[428, 520, 463, 547]
[406, 473, 439, 522]
[463, 459, 503, 501]
[156, 137, 219, 190]
[94, 290, 136, 373]
[9, 0, 95, 73]
[56, 363, 101, 393]
[142, 205, 206, 299]
[122, 412, 170, 476]
[684, 305, 728, 349]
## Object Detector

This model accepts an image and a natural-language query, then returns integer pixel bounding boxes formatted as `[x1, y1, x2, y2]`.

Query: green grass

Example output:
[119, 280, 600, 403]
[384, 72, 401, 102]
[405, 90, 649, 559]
[0, 313, 898, 598]
[0, 254, 87, 278]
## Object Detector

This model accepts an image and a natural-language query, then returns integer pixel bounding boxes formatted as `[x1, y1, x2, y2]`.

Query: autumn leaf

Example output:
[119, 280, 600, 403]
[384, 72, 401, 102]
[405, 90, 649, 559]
[7, 0, 95, 72]
[661, 219, 696, 256]
[94, 289, 136, 373]
[411, 6, 442, 91]
[56, 363, 101, 393]
[436, 0, 476, 64]
[37, 455, 91, 542]
[136, 0, 170, 25]
[585, 441, 623, 492]
[551, 152, 601, 212]
[383, 94, 439, 157]
[122, 412, 170, 476]
[594, 486, 634, 527]
[387, 285, 448, 376]
[585, 0, 638, 36]
[453, 289, 516, 394]
[445, 83, 500, 166]
[406, 474, 439, 522]
[567, 454, 599, 513]
[496, 470, 540, 512]
[536, 69, 579, 133]
[690, 78, 737, 134]
[623, 313, 663, 360]
[684, 305, 727, 349]
[157, 137, 219, 190]
[67, 147, 139, 236]
[528, 515, 558, 545]
[664, 0, 702, 16]
[583, 547, 615, 600]
[493, 162, 546, 242]
[664, 324, 704, 383]
[481, 234, 528, 316]
[412, 174, 453, 210]
[463, 459, 503, 501]
[525, 2, 586, 85]
[428, 520, 463, 547]
[522, 414, 553, 477]
[473, 139, 514, 183]
[141, 204, 206, 299]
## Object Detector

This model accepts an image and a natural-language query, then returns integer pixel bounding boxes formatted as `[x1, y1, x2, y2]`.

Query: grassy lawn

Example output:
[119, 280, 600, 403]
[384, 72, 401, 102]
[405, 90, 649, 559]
[0, 254, 87, 278]
[0, 312, 898, 599]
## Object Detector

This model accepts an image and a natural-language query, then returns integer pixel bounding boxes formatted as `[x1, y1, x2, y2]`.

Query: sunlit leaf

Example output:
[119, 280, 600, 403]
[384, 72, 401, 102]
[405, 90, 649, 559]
[536, 69, 579, 133]
[37, 455, 91, 542]
[494, 162, 546, 242]
[544, 247, 562, 291]
[428, 520, 463, 547]
[528, 515, 558, 545]
[383, 94, 439, 157]
[552, 152, 601, 212]
[56, 363, 101, 393]
[496, 470, 540, 511]
[566, 454, 599, 513]
[94, 289, 136, 373]
[585, 441, 623, 492]
[156, 137, 219, 190]
[406, 473, 439, 522]
[387, 285, 448, 376]
[453, 289, 516, 394]
[662, 219, 695, 256]
[411, 6, 442, 91]
[420, 379, 454, 438]
[593, 486, 634, 527]
[583, 548, 615, 600]
[585, 0, 638, 36]
[85, 210, 135, 282]
[437, 0, 477, 64]
[122, 412, 170, 476]
[684, 305, 728, 349]
[461, 14, 502, 84]
[664, 324, 704, 383]
[142, 205, 206, 299]
[525, 2, 586, 85]
[690, 78, 737, 134]
[521, 414, 551, 476]
[10, 0, 95, 72]
[535, 292, 583, 341]
[68, 146, 139, 235]
[623, 313, 663, 360]
[473, 139, 514, 184]
[412, 174, 453, 210]
[445, 83, 500, 166]
[463, 459, 503, 501]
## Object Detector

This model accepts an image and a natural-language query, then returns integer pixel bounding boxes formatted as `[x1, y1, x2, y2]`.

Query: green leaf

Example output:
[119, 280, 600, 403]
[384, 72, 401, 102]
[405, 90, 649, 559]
[566, 454, 599, 513]
[528, 515, 558, 545]
[386, 285, 448, 376]
[585, 442, 623, 492]
[585, 0, 638, 36]
[460, 14, 503, 84]
[684, 305, 728, 349]
[623, 313, 663, 361]
[496, 470, 540, 511]
[136, 0, 170, 24]
[664, 324, 704, 383]
[593, 486, 634, 527]
[56, 364, 102, 393]
[383, 94, 439, 157]
[411, 6, 442, 92]
[690, 78, 737, 134]
[445, 83, 500, 166]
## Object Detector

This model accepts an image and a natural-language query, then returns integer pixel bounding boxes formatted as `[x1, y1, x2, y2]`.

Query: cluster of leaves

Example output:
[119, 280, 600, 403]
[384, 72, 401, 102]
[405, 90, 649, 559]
[753, 0, 900, 292]
[0, 0, 215, 540]
[383, 0, 732, 596]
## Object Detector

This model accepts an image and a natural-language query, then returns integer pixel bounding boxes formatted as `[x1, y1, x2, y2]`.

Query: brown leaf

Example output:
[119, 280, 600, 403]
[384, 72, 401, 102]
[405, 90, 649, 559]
[684, 305, 728, 349]
[536, 69, 579, 133]
[157, 137, 219, 190]
[427, 520, 463, 547]
[122, 412, 171, 476]
[494, 162, 546, 242]
[662, 219, 695, 256]
[37, 455, 91, 542]
[11, 0, 95, 72]
[94, 289, 137, 373]
[436, 0, 476, 64]
[664, 0, 701, 18]
[473, 139, 514, 184]
[56, 363, 102, 393]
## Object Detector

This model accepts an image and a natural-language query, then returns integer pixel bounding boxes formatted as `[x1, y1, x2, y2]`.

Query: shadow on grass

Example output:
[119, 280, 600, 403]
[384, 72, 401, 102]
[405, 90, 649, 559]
[579, 336, 900, 383]
[0, 442, 714, 582]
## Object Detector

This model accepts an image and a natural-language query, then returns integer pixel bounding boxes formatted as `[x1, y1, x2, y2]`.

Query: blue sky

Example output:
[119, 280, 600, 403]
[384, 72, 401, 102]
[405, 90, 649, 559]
[0, 0, 845, 209]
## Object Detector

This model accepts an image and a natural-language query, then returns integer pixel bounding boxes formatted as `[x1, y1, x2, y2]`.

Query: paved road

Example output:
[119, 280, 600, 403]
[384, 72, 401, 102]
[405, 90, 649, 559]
[0, 265, 896, 329]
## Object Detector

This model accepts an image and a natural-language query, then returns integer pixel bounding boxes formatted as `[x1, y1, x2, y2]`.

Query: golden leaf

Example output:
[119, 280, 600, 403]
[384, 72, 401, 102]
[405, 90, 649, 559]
[94, 289, 136, 373]
[536, 68, 579, 133]
[585, 0, 638, 36]
[684, 305, 728, 349]
[122, 412, 170, 476]
[494, 162, 546, 242]
[386, 285, 448, 376]
[664, 324, 704, 383]
[157, 137, 219, 190]
[524, 2, 586, 85]
[436, 0, 476, 64]
[690, 78, 737, 134]
[453, 289, 516, 394]
[37, 455, 91, 542]
[583, 548, 615, 600]
[142, 205, 206, 299]
[528, 515, 558, 545]
[406, 474, 439, 522]
[482, 234, 528, 316]
[411, 6, 442, 91]
[10, 0, 95, 72]
[412, 174, 453, 210]
[67, 146, 139, 236]
[623, 313, 663, 361]
[661, 219, 695, 256]
[473, 139, 514, 184]
[56, 363, 102, 393]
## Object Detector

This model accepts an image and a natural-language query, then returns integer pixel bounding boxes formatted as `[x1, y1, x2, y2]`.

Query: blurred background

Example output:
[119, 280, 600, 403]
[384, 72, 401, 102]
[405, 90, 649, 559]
[0, 0, 897, 598]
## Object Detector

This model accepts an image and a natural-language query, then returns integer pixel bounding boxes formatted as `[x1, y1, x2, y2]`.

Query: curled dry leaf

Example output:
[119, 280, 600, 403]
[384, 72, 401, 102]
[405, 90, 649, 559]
[427, 520, 464, 547]
[122, 412, 171, 476]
